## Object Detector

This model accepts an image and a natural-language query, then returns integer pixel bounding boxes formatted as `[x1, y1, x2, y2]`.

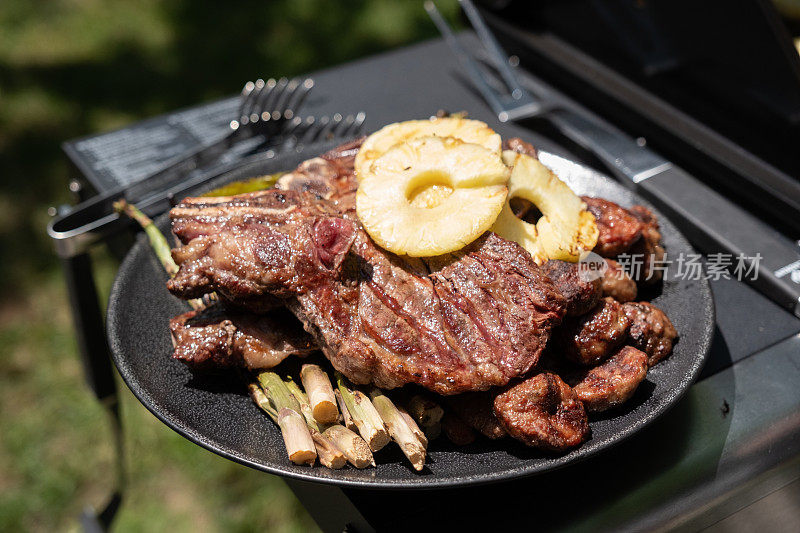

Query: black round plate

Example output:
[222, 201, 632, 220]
[107, 144, 714, 489]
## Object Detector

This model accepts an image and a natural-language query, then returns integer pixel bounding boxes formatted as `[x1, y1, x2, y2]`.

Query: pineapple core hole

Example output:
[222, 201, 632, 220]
[406, 171, 454, 209]
[510, 197, 544, 224]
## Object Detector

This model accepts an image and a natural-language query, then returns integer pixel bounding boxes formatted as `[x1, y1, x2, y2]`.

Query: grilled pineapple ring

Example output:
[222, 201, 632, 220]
[355, 117, 501, 180]
[356, 136, 509, 257]
[491, 151, 598, 263]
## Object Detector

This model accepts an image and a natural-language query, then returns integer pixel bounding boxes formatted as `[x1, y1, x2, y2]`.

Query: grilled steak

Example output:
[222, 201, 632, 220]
[581, 197, 666, 287]
[167, 140, 567, 395]
[622, 301, 677, 366]
[627, 205, 666, 284]
[170, 306, 316, 370]
[572, 346, 648, 412]
[493, 373, 589, 451]
[601, 258, 638, 303]
[541, 259, 602, 316]
[559, 296, 631, 366]
[582, 196, 643, 257]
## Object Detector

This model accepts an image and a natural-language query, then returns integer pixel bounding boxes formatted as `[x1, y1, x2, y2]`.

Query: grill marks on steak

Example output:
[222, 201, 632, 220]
[167, 140, 567, 395]
[284, 230, 566, 394]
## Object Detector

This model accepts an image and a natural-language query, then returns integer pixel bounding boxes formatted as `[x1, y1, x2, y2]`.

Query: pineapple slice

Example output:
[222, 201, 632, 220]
[355, 117, 501, 180]
[491, 150, 598, 263]
[356, 136, 509, 257]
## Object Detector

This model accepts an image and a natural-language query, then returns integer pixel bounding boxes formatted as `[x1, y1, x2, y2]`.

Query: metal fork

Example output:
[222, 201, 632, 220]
[235, 77, 314, 131]
[425, 0, 546, 122]
[282, 112, 367, 147]
[224, 112, 367, 163]
[48, 77, 315, 257]
[426, 0, 671, 177]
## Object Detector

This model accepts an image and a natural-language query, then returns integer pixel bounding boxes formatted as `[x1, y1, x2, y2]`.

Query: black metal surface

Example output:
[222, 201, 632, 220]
[422, 5, 800, 316]
[312, 333, 800, 532]
[482, 11, 800, 235]
[63, 252, 117, 401]
[636, 165, 800, 317]
[61, 250, 125, 531]
[59, 32, 800, 529]
[106, 140, 714, 489]
[701, 274, 800, 378]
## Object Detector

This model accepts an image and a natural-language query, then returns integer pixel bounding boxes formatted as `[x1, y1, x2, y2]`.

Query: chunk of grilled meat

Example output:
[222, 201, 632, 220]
[559, 297, 631, 366]
[168, 139, 567, 395]
[627, 205, 666, 284]
[580, 198, 666, 285]
[541, 259, 602, 316]
[276, 137, 363, 206]
[623, 302, 678, 366]
[601, 258, 637, 303]
[493, 373, 589, 451]
[502, 137, 538, 158]
[581, 196, 642, 257]
[169, 306, 316, 370]
[572, 346, 648, 412]
[448, 392, 507, 439]
[168, 195, 353, 303]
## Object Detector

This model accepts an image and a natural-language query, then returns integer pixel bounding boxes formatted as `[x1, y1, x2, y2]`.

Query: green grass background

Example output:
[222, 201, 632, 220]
[0, 1, 459, 530]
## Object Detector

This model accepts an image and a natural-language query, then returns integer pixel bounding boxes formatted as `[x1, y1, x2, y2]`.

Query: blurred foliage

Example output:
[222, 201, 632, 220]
[0, 0, 459, 530]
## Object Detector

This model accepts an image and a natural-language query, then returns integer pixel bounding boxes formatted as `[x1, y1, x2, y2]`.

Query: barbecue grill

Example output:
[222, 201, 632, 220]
[50, 1, 800, 530]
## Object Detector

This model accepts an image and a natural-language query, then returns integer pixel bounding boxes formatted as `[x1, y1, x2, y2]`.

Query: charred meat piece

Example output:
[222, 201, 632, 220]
[601, 259, 637, 303]
[493, 373, 589, 451]
[168, 140, 567, 395]
[623, 302, 678, 366]
[581, 196, 643, 257]
[448, 392, 507, 439]
[276, 137, 363, 206]
[168, 191, 357, 304]
[502, 137, 538, 158]
[560, 297, 631, 366]
[541, 259, 602, 316]
[169, 306, 316, 370]
[169, 141, 363, 305]
[628, 205, 658, 231]
[573, 346, 648, 412]
[627, 205, 665, 284]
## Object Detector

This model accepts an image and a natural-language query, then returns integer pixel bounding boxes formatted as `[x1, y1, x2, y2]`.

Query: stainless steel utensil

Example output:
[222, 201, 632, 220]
[282, 112, 367, 148]
[426, 0, 800, 317]
[48, 77, 315, 257]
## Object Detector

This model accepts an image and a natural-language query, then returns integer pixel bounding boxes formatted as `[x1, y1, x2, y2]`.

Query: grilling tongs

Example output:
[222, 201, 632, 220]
[428, 0, 800, 318]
